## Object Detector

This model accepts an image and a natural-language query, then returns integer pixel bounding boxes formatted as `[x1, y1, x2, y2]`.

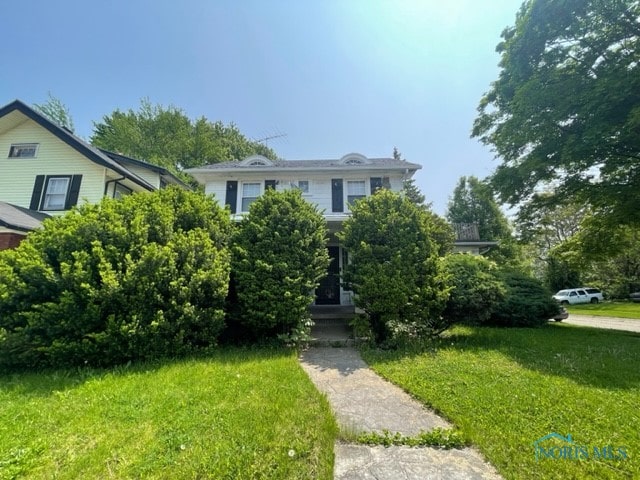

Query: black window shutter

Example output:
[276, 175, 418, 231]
[65, 175, 83, 209]
[331, 179, 344, 212]
[30, 175, 45, 210]
[370, 177, 383, 194]
[225, 181, 238, 214]
[265, 180, 277, 190]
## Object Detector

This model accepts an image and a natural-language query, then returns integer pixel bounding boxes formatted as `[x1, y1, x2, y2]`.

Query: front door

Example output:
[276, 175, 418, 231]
[315, 246, 341, 305]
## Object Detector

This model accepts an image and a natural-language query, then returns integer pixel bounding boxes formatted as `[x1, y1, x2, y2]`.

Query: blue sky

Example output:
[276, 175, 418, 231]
[1, 0, 523, 214]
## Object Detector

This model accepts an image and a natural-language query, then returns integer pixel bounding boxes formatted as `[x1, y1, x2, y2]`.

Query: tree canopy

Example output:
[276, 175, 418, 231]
[473, 0, 640, 226]
[91, 99, 277, 174]
[33, 93, 75, 132]
[446, 176, 523, 266]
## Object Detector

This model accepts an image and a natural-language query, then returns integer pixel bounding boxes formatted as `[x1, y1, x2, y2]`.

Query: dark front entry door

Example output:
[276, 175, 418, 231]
[315, 246, 341, 305]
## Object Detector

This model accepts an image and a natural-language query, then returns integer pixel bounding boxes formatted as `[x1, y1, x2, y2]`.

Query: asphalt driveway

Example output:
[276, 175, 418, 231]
[560, 314, 640, 333]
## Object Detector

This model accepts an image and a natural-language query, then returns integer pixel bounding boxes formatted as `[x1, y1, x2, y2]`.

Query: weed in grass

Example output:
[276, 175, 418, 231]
[353, 428, 467, 449]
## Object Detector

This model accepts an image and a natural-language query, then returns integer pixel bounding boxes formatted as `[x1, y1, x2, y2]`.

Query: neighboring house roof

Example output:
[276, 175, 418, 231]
[0, 100, 155, 191]
[452, 223, 498, 251]
[186, 153, 422, 174]
[0, 201, 50, 232]
[99, 149, 192, 190]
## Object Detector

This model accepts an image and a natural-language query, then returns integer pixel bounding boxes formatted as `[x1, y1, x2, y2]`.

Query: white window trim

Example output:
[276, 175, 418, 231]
[113, 182, 133, 200]
[42, 176, 71, 211]
[346, 179, 367, 207]
[240, 182, 261, 212]
[292, 179, 310, 194]
[8, 143, 39, 158]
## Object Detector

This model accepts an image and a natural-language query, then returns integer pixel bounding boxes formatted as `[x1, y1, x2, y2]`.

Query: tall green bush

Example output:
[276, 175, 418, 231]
[489, 270, 560, 327]
[231, 189, 329, 341]
[339, 190, 451, 344]
[0, 188, 232, 369]
[441, 254, 505, 325]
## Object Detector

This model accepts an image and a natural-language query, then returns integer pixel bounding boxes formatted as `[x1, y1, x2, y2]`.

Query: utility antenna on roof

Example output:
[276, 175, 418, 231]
[255, 132, 287, 147]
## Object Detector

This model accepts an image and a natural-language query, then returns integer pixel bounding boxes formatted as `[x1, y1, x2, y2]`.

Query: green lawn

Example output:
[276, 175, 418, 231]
[0, 348, 337, 480]
[362, 325, 640, 479]
[567, 301, 640, 319]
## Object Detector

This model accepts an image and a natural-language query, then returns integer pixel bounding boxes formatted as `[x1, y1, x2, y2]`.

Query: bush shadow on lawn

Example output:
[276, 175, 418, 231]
[369, 323, 640, 390]
[0, 346, 293, 398]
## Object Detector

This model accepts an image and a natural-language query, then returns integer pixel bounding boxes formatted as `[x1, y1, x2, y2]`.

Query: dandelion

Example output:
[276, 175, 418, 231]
[288, 449, 295, 458]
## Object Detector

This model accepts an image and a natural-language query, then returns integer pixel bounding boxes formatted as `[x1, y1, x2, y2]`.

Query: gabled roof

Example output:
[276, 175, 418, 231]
[100, 149, 192, 190]
[0, 100, 155, 191]
[186, 153, 422, 174]
[0, 202, 50, 232]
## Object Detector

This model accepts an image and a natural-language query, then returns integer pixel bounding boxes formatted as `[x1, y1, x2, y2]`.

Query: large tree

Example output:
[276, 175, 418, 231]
[516, 195, 587, 287]
[446, 176, 522, 266]
[91, 99, 277, 174]
[33, 92, 75, 132]
[473, 0, 640, 226]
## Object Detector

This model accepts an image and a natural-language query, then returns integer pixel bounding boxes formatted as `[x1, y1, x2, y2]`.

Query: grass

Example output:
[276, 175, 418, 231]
[362, 324, 640, 480]
[566, 301, 640, 319]
[0, 348, 337, 480]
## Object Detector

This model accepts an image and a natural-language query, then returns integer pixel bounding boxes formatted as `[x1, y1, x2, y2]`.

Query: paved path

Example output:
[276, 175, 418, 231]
[561, 314, 640, 333]
[299, 346, 502, 480]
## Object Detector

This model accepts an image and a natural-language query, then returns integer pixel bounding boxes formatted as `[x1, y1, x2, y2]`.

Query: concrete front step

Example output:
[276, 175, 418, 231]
[309, 305, 357, 321]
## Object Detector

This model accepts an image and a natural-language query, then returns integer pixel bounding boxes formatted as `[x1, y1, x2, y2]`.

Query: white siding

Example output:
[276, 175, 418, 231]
[202, 173, 406, 216]
[204, 180, 227, 205]
[0, 121, 106, 212]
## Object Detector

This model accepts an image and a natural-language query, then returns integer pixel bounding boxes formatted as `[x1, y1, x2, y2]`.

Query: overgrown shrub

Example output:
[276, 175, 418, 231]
[231, 189, 329, 342]
[339, 190, 451, 344]
[441, 254, 505, 325]
[0, 188, 232, 369]
[489, 270, 560, 327]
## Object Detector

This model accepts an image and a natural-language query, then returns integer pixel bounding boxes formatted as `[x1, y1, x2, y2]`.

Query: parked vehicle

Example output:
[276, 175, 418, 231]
[630, 292, 640, 303]
[552, 306, 569, 322]
[553, 287, 604, 305]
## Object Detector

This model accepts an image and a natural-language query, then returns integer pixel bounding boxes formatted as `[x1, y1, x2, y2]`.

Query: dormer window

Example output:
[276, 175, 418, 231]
[339, 153, 370, 165]
[9, 143, 39, 158]
[344, 158, 363, 165]
[240, 155, 274, 167]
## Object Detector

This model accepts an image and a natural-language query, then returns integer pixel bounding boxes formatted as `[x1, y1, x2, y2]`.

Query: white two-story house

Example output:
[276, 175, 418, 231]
[0, 99, 188, 249]
[187, 152, 421, 307]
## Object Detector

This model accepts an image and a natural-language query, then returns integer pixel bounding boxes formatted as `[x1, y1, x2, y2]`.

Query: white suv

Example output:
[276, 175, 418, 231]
[553, 288, 604, 305]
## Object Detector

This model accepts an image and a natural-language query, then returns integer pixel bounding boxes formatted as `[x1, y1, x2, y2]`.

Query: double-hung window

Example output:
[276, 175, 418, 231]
[241, 182, 261, 212]
[42, 177, 70, 210]
[30, 174, 82, 212]
[298, 180, 309, 193]
[346, 180, 366, 206]
[293, 180, 309, 193]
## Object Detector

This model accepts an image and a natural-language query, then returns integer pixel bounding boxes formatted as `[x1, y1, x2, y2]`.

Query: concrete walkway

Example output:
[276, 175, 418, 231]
[561, 314, 640, 333]
[299, 345, 502, 479]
